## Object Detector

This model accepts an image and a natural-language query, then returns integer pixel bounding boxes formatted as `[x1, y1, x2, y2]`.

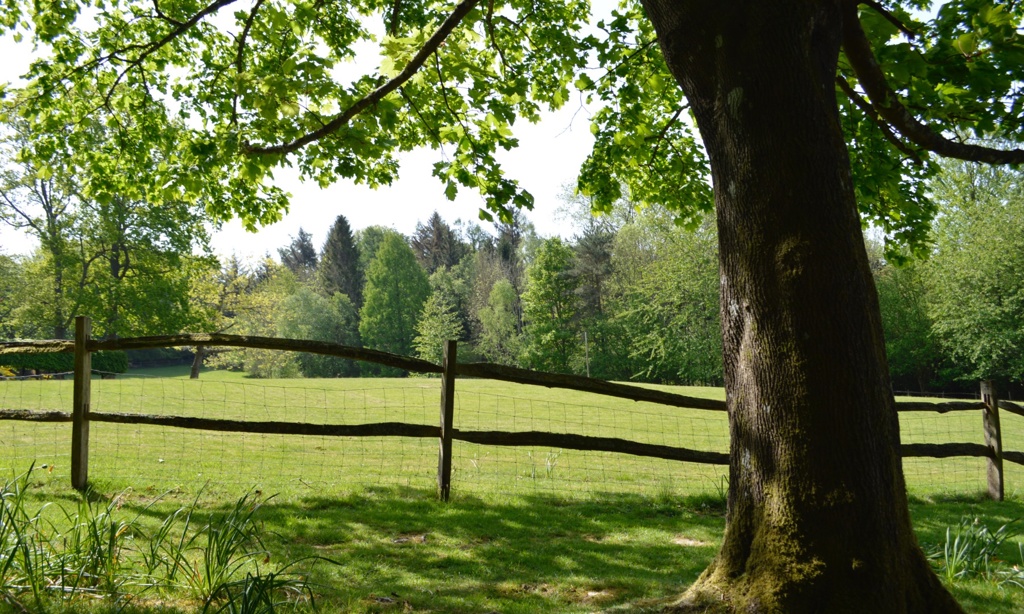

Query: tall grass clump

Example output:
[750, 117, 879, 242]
[182, 489, 270, 604]
[0, 469, 323, 612]
[928, 516, 1024, 589]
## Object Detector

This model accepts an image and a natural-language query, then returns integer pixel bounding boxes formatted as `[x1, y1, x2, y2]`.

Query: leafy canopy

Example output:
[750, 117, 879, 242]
[2, 0, 1023, 252]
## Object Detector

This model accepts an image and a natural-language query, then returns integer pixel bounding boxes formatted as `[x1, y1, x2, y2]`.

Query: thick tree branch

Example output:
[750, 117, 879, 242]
[646, 103, 687, 172]
[389, 0, 402, 35]
[243, 0, 483, 156]
[81, 0, 240, 111]
[152, 0, 184, 26]
[233, 0, 266, 125]
[836, 75, 922, 164]
[131, 0, 240, 68]
[842, 5, 1024, 164]
[859, 0, 916, 39]
[486, 0, 510, 72]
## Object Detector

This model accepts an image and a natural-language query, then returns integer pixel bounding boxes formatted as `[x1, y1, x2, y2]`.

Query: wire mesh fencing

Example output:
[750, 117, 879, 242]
[0, 373, 73, 478]
[1, 366, 1014, 502]
[450, 388, 729, 497]
[0, 370, 732, 499]
[898, 407, 987, 496]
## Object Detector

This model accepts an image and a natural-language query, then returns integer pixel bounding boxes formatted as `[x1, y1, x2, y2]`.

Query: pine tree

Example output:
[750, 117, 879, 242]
[318, 215, 363, 307]
[278, 228, 318, 281]
[410, 211, 467, 274]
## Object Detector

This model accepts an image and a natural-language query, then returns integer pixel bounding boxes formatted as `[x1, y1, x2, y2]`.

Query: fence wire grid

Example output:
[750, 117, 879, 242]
[0, 371, 1011, 500]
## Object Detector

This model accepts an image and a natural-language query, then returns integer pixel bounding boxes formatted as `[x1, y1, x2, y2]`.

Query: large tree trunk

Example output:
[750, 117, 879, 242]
[637, 2, 963, 611]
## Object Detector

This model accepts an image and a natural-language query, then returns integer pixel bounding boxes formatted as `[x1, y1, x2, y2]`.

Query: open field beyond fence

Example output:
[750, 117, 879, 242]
[3, 365, 1019, 501]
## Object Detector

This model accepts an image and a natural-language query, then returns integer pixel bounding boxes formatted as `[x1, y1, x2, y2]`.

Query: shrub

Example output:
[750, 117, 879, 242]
[0, 351, 74, 373]
[125, 347, 192, 367]
[0, 350, 128, 374]
[92, 350, 129, 374]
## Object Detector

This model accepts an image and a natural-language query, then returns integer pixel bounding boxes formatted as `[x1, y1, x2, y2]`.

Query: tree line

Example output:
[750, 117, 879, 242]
[3, 158, 1023, 391]
[185, 198, 724, 384]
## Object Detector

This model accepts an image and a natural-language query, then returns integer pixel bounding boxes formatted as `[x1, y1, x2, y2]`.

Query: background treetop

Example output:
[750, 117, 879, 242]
[4, 0, 1022, 253]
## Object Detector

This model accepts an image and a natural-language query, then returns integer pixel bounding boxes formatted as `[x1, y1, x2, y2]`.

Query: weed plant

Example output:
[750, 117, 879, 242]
[927, 515, 1024, 591]
[0, 468, 317, 613]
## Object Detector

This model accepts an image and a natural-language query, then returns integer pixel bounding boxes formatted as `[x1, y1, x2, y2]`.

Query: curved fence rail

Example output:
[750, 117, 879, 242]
[0, 316, 1017, 500]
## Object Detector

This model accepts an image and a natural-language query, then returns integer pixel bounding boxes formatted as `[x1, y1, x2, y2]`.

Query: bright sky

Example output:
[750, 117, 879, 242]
[211, 105, 593, 261]
[0, 16, 599, 263]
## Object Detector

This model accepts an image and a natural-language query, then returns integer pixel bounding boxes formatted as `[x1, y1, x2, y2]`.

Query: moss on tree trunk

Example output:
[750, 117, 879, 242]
[638, 1, 963, 611]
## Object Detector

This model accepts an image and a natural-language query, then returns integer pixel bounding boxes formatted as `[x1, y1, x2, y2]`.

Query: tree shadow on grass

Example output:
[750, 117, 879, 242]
[90, 485, 1024, 613]
[116, 485, 723, 613]
[909, 493, 1024, 547]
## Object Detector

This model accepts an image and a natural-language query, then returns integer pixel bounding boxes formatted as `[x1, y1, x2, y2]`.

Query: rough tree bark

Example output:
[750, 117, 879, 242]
[637, 1, 963, 611]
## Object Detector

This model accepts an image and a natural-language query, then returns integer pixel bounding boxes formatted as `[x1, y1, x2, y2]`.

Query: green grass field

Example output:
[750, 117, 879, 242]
[2, 367, 1024, 612]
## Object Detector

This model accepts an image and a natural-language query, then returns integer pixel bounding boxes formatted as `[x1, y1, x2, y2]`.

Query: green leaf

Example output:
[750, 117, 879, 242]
[955, 33, 978, 56]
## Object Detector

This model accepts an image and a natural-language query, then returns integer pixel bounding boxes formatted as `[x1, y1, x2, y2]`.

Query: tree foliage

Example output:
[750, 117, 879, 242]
[926, 160, 1024, 382]
[278, 228, 318, 282]
[359, 233, 430, 375]
[7, 0, 1024, 608]
[614, 213, 722, 385]
[317, 215, 363, 307]
[278, 287, 361, 377]
[475, 278, 522, 365]
[0, 116, 77, 338]
[410, 211, 467, 274]
[0, 252, 25, 339]
[521, 237, 580, 374]
[873, 255, 942, 391]
[414, 278, 465, 367]
[207, 259, 301, 378]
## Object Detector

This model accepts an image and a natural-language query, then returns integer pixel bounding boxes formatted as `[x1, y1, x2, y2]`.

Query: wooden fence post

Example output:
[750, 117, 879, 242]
[71, 316, 92, 491]
[437, 340, 457, 501]
[981, 380, 1004, 501]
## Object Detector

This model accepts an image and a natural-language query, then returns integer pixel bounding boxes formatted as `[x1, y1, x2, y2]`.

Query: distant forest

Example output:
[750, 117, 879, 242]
[3, 161, 1024, 393]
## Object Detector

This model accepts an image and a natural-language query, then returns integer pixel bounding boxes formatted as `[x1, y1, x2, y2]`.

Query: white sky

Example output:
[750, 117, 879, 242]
[0, 15, 600, 262]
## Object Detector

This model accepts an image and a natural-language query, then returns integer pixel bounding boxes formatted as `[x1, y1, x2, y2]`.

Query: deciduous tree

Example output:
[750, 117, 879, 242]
[615, 212, 722, 385]
[414, 272, 465, 366]
[410, 211, 468, 274]
[927, 161, 1024, 383]
[475, 278, 522, 365]
[10, 0, 1024, 608]
[278, 287, 361, 377]
[874, 256, 941, 392]
[0, 116, 79, 339]
[521, 237, 580, 374]
[0, 252, 25, 339]
[359, 233, 430, 375]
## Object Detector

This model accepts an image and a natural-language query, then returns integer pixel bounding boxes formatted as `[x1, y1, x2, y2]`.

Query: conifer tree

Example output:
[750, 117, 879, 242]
[318, 215, 363, 307]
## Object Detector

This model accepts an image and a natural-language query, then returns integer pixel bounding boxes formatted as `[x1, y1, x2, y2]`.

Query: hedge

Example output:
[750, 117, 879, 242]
[0, 350, 129, 374]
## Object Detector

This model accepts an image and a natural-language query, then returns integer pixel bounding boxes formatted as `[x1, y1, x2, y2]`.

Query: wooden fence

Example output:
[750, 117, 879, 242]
[1, 316, 1022, 501]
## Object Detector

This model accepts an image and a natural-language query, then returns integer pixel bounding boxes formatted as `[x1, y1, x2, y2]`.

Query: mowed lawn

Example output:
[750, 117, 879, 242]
[2, 367, 1024, 612]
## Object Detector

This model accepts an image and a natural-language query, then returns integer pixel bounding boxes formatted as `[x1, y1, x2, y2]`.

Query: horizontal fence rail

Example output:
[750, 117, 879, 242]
[0, 316, 1019, 500]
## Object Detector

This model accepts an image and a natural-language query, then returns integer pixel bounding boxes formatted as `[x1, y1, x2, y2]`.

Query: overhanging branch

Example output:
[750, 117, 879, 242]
[233, 0, 266, 125]
[101, 0, 241, 106]
[842, 3, 1024, 165]
[243, 0, 483, 156]
[836, 75, 922, 164]
[859, 0, 916, 39]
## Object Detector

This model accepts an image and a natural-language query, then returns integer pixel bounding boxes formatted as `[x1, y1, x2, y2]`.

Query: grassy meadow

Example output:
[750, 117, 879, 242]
[1, 367, 1024, 612]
